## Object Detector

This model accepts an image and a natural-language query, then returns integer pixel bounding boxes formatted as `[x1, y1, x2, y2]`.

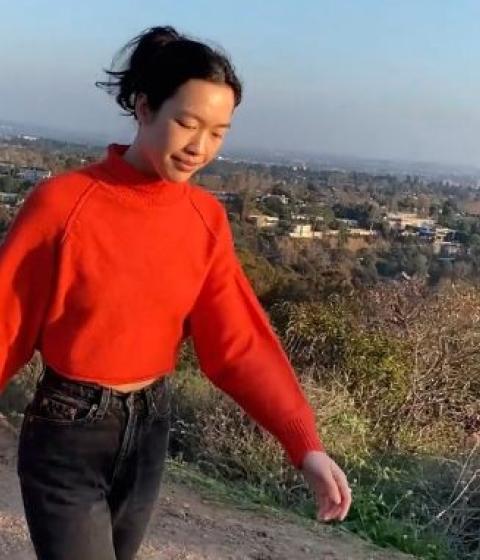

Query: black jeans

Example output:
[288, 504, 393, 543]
[17, 364, 171, 560]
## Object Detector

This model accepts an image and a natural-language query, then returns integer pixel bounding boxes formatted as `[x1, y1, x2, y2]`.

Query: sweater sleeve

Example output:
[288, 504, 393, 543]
[188, 208, 325, 469]
[0, 183, 62, 393]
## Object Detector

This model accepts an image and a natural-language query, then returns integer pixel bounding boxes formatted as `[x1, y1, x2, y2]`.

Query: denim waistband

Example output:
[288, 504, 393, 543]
[38, 364, 167, 402]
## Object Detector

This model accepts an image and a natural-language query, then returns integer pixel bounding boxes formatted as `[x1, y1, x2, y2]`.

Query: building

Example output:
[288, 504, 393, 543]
[337, 218, 359, 228]
[415, 226, 455, 244]
[0, 161, 15, 175]
[434, 227, 454, 242]
[385, 212, 435, 231]
[289, 223, 314, 238]
[17, 166, 52, 183]
[260, 193, 289, 205]
[246, 214, 279, 229]
[289, 224, 326, 239]
[0, 192, 18, 205]
[291, 213, 311, 222]
[434, 241, 464, 258]
[347, 227, 377, 238]
[206, 190, 240, 203]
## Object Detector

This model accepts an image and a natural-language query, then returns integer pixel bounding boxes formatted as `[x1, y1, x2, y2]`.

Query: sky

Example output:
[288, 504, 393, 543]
[1, 0, 480, 167]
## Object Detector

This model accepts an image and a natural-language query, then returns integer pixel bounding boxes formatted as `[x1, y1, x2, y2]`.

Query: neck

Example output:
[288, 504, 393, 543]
[122, 141, 162, 179]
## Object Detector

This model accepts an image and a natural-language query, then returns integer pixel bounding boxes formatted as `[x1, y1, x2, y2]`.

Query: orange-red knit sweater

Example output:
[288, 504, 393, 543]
[0, 143, 324, 467]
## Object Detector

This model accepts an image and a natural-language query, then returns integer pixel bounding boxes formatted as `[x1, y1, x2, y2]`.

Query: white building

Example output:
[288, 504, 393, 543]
[289, 224, 324, 239]
[348, 227, 377, 238]
[385, 212, 435, 230]
[247, 214, 279, 228]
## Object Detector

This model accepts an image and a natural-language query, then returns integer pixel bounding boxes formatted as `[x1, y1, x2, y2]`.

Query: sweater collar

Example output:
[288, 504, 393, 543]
[95, 143, 188, 206]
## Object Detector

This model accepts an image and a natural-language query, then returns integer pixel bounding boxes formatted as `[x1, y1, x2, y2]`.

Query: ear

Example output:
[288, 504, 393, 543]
[135, 93, 154, 126]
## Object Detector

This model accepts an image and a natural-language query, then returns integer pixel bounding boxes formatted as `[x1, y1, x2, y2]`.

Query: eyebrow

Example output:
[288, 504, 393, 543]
[179, 110, 231, 129]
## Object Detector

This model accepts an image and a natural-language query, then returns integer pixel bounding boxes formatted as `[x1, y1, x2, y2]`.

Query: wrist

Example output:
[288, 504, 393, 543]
[299, 448, 328, 471]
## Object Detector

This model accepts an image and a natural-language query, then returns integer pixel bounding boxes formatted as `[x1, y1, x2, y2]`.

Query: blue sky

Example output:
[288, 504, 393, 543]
[1, 0, 480, 166]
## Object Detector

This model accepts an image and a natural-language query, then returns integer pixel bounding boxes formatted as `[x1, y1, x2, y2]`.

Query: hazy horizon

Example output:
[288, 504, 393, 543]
[2, 1, 479, 168]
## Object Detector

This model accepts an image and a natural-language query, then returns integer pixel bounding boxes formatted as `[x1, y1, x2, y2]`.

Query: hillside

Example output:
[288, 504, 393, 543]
[0, 417, 414, 560]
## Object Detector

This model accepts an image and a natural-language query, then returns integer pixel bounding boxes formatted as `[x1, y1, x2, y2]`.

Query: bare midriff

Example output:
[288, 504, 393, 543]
[100, 377, 159, 393]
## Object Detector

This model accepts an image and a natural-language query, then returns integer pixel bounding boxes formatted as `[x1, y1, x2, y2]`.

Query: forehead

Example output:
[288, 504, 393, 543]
[167, 79, 235, 120]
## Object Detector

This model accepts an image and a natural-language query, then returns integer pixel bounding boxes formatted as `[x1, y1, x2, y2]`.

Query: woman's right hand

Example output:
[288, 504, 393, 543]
[301, 450, 352, 522]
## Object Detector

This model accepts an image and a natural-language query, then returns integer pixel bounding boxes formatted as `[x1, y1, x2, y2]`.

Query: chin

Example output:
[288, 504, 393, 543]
[164, 167, 194, 183]
[166, 171, 191, 183]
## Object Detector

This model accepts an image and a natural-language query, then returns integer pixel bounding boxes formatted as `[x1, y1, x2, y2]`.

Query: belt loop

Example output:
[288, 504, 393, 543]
[36, 362, 47, 388]
[144, 386, 156, 417]
[96, 386, 111, 420]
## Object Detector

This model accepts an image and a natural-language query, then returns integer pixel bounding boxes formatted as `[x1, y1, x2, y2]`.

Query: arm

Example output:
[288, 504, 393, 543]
[188, 206, 352, 521]
[0, 183, 63, 392]
[187, 207, 324, 469]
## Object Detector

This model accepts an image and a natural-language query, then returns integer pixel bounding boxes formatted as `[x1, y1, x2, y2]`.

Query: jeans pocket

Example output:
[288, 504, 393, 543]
[28, 387, 99, 426]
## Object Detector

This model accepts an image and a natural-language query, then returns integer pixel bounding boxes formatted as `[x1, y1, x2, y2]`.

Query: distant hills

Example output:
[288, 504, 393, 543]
[1, 118, 479, 183]
[0, 119, 110, 148]
[226, 146, 480, 183]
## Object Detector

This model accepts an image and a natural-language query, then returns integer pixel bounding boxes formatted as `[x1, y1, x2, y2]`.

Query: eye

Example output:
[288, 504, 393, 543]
[176, 119, 197, 130]
[212, 131, 225, 139]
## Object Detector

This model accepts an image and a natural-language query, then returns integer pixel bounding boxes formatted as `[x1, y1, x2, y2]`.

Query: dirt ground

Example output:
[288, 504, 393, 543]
[0, 417, 414, 560]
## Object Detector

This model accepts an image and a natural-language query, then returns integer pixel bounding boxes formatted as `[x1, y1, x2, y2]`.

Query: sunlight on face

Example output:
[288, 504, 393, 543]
[136, 79, 235, 182]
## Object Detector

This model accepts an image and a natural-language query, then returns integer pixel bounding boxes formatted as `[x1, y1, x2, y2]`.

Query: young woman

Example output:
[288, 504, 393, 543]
[0, 26, 351, 560]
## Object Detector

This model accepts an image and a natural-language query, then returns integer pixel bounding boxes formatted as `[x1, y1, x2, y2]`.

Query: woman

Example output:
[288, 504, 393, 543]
[0, 26, 351, 560]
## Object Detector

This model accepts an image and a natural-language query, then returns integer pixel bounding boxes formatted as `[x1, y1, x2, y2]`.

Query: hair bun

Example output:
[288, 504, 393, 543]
[96, 24, 242, 117]
[128, 26, 180, 80]
[148, 26, 180, 48]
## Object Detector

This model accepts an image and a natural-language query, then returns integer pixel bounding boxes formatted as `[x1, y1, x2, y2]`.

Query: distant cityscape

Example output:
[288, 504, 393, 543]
[2, 118, 480, 286]
[1, 117, 479, 186]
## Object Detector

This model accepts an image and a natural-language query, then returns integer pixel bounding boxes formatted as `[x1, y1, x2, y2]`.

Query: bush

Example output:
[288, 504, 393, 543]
[0, 352, 43, 426]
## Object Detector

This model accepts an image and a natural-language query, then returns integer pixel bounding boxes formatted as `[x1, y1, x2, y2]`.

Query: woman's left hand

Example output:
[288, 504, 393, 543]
[300, 450, 352, 522]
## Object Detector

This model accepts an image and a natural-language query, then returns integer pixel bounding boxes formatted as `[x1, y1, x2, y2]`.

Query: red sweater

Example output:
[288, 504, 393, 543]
[0, 143, 324, 467]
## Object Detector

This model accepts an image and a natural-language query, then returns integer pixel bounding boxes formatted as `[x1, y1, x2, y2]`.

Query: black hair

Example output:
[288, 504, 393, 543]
[95, 25, 242, 119]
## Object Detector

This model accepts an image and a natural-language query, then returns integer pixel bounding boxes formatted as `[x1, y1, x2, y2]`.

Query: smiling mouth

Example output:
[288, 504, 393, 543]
[171, 156, 201, 170]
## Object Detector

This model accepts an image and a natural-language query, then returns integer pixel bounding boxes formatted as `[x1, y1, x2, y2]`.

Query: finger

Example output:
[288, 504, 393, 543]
[320, 503, 343, 521]
[318, 503, 337, 521]
[323, 471, 342, 505]
[340, 489, 352, 520]
[317, 490, 336, 520]
[332, 469, 352, 520]
[332, 463, 349, 492]
[316, 475, 341, 521]
[317, 492, 341, 520]
[318, 500, 334, 520]
[319, 471, 352, 521]
[320, 495, 350, 522]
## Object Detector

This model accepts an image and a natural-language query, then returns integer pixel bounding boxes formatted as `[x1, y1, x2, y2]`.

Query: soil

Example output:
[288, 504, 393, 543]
[0, 416, 414, 560]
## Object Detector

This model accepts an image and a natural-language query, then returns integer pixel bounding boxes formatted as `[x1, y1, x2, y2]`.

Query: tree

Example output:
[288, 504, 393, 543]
[0, 176, 18, 193]
[439, 200, 457, 227]
[239, 187, 255, 222]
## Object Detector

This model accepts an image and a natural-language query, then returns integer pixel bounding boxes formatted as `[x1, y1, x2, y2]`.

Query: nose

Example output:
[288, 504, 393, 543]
[185, 130, 208, 158]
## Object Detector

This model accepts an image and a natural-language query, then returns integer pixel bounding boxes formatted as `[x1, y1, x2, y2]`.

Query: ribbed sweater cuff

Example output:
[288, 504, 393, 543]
[275, 406, 326, 469]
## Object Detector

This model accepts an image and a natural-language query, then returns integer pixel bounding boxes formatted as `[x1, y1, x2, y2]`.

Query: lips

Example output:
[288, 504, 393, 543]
[171, 156, 201, 170]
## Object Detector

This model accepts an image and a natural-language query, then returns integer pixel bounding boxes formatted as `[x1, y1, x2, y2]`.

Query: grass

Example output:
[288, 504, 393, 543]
[0, 362, 470, 559]
[165, 457, 452, 559]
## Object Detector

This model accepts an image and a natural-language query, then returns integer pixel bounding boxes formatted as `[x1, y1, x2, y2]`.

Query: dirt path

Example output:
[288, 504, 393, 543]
[0, 418, 413, 560]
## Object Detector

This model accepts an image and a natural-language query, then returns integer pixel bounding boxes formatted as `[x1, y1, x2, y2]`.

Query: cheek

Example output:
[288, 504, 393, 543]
[166, 126, 193, 154]
[207, 138, 224, 158]
[144, 121, 181, 154]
